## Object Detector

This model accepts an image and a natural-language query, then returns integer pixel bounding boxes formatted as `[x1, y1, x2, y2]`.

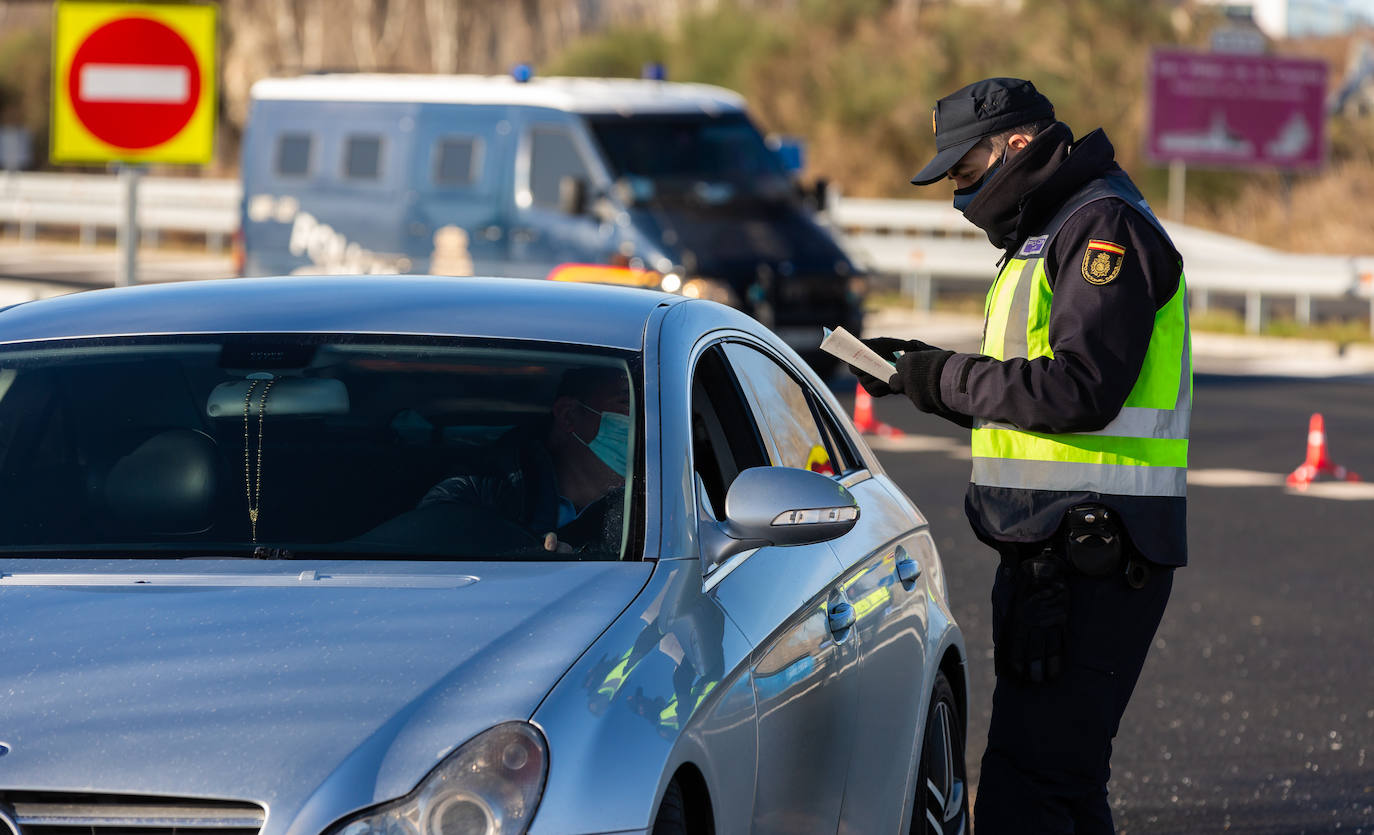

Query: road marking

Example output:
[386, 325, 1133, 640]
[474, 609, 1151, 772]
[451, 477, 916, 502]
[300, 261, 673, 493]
[1187, 468, 1285, 487]
[865, 435, 965, 453]
[863, 435, 1374, 500]
[1287, 480, 1374, 501]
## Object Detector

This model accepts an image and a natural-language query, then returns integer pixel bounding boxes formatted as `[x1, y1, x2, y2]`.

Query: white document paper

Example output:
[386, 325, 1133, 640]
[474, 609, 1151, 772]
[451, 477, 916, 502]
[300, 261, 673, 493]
[819, 326, 897, 381]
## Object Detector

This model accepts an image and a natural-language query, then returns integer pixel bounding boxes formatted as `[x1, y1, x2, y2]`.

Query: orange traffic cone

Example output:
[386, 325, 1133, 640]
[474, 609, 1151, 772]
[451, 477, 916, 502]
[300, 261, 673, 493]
[853, 384, 877, 433]
[1286, 413, 1361, 488]
[852, 383, 905, 438]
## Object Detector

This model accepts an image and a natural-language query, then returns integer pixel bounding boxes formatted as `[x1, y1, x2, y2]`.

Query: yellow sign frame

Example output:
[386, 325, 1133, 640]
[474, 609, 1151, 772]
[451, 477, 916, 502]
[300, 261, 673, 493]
[51, 1, 218, 165]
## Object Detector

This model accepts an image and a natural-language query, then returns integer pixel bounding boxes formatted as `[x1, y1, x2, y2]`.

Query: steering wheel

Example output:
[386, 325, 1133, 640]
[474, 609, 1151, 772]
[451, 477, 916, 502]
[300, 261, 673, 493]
[353, 500, 542, 557]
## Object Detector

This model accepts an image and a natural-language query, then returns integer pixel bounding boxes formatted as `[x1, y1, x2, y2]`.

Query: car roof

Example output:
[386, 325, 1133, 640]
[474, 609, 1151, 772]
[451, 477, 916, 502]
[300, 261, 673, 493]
[249, 74, 748, 116]
[0, 276, 682, 350]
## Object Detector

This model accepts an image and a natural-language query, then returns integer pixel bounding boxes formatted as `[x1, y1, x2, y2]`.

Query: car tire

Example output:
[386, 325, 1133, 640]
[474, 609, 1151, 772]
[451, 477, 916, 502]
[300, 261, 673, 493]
[650, 778, 687, 835]
[913, 671, 969, 835]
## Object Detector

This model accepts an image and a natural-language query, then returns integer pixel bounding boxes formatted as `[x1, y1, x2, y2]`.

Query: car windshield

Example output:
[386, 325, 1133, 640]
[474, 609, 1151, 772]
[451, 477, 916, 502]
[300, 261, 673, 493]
[588, 113, 792, 205]
[0, 336, 640, 561]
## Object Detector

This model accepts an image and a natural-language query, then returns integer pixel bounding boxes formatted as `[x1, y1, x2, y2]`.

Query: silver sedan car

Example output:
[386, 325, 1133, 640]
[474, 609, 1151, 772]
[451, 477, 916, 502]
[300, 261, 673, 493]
[0, 276, 968, 835]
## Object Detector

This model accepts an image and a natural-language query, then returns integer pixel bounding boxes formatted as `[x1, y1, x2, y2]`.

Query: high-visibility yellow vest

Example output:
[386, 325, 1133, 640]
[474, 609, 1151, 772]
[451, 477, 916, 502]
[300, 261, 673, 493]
[970, 174, 1191, 498]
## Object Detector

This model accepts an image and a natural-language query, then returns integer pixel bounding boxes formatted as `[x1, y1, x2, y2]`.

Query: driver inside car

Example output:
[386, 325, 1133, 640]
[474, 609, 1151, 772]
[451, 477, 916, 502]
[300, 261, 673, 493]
[418, 367, 631, 554]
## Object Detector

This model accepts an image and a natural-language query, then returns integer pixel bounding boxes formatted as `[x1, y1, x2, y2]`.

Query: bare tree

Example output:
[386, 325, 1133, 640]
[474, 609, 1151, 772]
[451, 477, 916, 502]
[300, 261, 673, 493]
[424, 0, 461, 73]
[352, 0, 413, 71]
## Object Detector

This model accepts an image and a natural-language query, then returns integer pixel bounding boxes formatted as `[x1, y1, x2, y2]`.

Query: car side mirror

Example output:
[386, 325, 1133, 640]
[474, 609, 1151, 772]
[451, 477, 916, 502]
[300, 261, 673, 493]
[558, 175, 589, 215]
[699, 466, 859, 568]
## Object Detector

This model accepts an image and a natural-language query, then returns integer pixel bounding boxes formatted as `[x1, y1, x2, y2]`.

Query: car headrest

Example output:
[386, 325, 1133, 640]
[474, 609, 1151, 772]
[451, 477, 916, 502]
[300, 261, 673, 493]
[95, 429, 219, 536]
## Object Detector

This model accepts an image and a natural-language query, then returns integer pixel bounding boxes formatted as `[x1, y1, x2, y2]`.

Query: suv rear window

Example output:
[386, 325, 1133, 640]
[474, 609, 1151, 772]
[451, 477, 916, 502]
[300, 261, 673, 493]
[0, 337, 640, 562]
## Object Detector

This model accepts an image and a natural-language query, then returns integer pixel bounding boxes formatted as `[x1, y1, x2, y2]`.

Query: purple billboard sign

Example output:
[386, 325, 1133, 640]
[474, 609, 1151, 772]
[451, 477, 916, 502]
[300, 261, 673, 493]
[1147, 49, 1328, 170]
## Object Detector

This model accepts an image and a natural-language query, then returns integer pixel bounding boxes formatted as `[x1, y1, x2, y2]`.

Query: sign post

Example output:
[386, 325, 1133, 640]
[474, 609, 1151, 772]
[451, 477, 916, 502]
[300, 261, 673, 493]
[51, 2, 217, 284]
[116, 165, 143, 287]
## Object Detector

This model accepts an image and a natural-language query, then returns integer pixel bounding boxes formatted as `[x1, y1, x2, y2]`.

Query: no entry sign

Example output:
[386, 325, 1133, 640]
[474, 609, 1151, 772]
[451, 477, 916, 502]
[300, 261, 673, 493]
[51, 2, 217, 164]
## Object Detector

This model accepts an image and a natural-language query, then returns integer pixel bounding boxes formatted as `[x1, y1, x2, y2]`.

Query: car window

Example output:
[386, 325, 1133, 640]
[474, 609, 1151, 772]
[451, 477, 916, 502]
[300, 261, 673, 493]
[689, 345, 769, 519]
[433, 136, 481, 187]
[344, 135, 383, 180]
[720, 342, 840, 476]
[528, 128, 590, 209]
[809, 389, 861, 475]
[0, 337, 639, 562]
[275, 133, 312, 177]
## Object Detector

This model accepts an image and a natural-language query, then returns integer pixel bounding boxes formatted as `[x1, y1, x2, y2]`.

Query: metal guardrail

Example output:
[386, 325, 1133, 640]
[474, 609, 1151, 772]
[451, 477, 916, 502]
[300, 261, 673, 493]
[826, 196, 1373, 334]
[1, 173, 1369, 332]
[0, 171, 240, 249]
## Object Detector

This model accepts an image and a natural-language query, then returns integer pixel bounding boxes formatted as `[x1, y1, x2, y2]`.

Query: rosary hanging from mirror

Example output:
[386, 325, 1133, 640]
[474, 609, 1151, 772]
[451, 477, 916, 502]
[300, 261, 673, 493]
[242, 374, 275, 542]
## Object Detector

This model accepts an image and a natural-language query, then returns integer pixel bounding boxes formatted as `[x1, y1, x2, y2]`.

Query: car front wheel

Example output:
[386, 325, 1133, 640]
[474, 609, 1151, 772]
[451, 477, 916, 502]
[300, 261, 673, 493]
[913, 670, 969, 835]
[650, 778, 687, 835]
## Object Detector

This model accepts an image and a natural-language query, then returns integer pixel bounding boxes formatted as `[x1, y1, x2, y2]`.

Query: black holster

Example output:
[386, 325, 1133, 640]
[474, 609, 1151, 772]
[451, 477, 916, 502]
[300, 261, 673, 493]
[1064, 503, 1153, 589]
[995, 547, 1069, 684]
[1064, 504, 1124, 577]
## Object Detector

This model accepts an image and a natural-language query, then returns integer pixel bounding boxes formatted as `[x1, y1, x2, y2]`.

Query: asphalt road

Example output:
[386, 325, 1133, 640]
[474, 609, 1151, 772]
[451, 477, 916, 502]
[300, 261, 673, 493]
[846, 374, 1374, 833]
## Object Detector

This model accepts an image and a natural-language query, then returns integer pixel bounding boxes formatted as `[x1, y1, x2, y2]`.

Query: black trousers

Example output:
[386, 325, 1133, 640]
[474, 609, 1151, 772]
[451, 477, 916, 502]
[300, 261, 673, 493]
[973, 544, 1174, 834]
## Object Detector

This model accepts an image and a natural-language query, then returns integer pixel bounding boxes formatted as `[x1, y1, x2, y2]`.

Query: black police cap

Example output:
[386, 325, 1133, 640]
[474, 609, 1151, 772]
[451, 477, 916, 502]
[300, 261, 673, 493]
[910, 77, 1055, 186]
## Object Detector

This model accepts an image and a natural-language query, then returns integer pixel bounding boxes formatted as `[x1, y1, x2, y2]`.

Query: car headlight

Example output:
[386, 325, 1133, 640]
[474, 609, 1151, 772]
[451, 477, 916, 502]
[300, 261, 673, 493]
[329, 723, 547, 835]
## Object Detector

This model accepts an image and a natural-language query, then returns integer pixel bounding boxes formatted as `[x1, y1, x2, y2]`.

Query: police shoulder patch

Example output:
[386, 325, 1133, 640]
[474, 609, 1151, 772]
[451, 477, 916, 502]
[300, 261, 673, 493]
[1082, 239, 1125, 285]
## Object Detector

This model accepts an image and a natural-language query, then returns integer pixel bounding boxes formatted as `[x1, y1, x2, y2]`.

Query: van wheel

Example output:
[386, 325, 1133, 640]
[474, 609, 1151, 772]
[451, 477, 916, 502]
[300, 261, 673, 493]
[913, 671, 969, 834]
[651, 778, 687, 835]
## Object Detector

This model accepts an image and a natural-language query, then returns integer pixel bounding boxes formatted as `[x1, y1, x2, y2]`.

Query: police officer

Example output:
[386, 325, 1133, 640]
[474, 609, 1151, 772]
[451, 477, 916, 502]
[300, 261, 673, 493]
[853, 78, 1189, 832]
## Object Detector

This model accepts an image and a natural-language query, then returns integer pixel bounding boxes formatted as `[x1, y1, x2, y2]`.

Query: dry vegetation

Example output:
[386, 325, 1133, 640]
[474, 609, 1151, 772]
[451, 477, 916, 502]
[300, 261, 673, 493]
[0, 0, 1371, 252]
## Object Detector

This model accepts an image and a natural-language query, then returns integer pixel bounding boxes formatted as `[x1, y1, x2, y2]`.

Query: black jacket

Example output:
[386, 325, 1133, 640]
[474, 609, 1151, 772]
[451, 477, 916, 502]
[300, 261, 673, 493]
[936, 126, 1189, 565]
[420, 423, 624, 553]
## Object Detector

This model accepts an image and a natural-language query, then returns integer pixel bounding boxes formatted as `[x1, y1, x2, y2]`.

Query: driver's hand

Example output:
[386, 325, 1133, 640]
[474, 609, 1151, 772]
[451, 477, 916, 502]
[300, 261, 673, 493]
[543, 532, 573, 554]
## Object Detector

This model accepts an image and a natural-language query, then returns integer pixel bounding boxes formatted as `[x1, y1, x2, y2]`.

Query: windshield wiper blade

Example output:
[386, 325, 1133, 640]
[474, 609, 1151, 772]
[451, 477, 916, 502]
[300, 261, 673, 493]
[0, 547, 266, 559]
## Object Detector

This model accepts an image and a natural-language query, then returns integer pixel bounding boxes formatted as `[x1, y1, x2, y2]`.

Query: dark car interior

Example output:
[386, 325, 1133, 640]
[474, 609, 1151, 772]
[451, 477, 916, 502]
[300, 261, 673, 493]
[0, 337, 637, 560]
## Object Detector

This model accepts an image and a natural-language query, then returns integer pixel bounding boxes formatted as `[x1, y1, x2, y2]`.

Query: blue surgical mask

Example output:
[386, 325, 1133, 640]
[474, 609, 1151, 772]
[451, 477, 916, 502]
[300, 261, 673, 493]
[952, 147, 1008, 213]
[577, 402, 631, 477]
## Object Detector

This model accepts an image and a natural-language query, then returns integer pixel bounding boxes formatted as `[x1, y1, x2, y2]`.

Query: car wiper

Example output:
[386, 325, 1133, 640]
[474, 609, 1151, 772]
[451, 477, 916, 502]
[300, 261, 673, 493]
[0, 546, 265, 559]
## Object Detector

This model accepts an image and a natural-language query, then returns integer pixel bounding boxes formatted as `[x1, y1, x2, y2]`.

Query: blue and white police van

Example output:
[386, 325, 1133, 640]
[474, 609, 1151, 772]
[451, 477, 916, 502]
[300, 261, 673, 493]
[239, 72, 864, 363]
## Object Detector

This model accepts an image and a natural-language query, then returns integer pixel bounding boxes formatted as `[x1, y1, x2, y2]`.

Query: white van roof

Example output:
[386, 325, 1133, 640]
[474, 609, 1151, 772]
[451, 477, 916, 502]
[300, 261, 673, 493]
[250, 73, 748, 116]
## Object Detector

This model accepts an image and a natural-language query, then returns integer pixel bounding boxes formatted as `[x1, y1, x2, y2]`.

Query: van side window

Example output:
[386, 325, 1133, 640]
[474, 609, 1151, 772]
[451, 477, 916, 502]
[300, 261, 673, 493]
[433, 137, 480, 187]
[528, 129, 589, 209]
[275, 134, 312, 177]
[344, 135, 383, 180]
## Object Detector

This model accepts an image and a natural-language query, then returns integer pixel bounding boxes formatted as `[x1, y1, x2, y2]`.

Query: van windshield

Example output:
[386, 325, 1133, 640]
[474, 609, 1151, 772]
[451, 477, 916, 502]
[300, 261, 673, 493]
[0, 336, 640, 562]
[589, 113, 792, 204]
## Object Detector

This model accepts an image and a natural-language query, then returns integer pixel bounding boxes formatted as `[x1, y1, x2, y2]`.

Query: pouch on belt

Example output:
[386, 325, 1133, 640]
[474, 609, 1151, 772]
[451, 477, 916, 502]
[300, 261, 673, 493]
[1064, 504, 1123, 577]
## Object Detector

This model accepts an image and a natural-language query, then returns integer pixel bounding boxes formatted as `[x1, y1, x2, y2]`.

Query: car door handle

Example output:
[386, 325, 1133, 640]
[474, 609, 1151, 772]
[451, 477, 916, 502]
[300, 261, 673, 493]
[511, 227, 538, 243]
[828, 600, 856, 634]
[896, 547, 921, 584]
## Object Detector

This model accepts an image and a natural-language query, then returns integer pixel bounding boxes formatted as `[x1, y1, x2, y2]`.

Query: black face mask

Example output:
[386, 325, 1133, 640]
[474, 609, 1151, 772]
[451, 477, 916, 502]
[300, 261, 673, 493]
[959, 122, 1078, 252]
[952, 148, 1007, 214]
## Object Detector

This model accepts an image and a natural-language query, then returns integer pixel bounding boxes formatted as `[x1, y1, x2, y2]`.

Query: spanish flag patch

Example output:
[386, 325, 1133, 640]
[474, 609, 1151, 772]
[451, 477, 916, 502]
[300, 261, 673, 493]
[1082, 239, 1125, 285]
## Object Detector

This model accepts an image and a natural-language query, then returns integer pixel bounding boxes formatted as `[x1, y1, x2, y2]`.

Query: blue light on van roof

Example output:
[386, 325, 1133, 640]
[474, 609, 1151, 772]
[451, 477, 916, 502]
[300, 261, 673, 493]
[512, 64, 534, 83]
[642, 62, 666, 81]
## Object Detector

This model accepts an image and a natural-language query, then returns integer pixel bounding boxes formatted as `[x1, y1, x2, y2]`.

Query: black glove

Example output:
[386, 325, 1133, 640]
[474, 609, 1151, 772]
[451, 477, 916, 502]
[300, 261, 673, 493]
[888, 347, 955, 414]
[846, 336, 941, 397]
[998, 551, 1069, 684]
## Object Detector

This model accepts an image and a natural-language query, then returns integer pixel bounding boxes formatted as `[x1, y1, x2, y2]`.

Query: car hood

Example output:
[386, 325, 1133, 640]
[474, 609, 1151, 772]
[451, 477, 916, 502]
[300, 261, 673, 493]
[0, 559, 652, 835]
[633, 202, 850, 279]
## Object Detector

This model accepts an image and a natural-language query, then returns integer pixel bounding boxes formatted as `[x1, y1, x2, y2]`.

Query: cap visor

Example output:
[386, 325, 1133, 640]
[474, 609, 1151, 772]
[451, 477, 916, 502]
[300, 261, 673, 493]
[909, 137, 981, 186]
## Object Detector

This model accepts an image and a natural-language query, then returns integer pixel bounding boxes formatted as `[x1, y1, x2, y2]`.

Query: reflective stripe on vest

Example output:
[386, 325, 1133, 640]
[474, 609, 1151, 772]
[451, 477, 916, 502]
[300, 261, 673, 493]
[970, 177, 1191, 498]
